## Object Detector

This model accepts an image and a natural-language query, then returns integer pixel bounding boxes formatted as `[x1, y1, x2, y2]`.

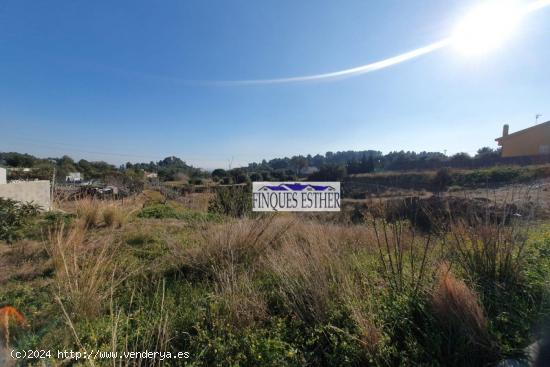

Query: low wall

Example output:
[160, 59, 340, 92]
[0, 168, 6, 184]
[0, 180, 51, 210]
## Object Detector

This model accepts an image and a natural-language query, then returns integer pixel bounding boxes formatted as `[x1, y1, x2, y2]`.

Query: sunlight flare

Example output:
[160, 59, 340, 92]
[206, 0, 550, 85]
[452, 0, 525, 56]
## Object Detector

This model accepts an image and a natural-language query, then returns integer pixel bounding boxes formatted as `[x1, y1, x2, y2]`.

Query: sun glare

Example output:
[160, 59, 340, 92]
[453, 0, 525, 56]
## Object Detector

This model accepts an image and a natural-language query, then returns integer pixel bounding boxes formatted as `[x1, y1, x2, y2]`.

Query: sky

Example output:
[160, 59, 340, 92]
[1, 0, 549, 169]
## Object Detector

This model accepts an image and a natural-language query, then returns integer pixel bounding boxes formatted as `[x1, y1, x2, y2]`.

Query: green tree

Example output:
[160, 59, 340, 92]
[308, 164, 347, 181]
[291, 156, 308, 175]
[431, 167, 453, 194]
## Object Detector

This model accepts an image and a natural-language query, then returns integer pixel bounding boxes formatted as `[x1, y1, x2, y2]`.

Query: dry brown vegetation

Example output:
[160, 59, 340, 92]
[46, 223, 124, 318]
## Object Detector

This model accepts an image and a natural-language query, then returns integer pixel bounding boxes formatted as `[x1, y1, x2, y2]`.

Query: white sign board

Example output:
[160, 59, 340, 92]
[252, 182, 341, 212]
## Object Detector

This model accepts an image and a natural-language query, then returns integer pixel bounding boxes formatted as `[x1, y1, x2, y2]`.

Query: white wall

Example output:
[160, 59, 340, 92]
[0, 180, 51, 210]
[0, 167, 6, 185]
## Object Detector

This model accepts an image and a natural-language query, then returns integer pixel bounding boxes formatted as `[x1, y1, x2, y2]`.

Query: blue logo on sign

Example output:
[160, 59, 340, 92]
[258, 183, 336, 192]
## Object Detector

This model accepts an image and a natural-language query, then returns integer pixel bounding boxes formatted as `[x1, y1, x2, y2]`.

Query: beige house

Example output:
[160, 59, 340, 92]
[495, 121, 550, 158]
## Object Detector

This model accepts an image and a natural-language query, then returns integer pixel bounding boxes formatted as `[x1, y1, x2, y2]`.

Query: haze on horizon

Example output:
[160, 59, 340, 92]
[1, 0, 549, 169]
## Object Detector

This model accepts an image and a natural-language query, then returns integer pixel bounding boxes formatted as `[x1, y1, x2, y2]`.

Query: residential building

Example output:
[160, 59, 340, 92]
[495, 121, 550, 158]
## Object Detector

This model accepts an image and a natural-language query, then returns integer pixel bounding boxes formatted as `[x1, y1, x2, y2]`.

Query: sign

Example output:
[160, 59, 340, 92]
[252, 182, 341, 212]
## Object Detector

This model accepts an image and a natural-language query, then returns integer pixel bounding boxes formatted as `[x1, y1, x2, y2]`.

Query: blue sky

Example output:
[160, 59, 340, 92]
[1, 0, 549, 169]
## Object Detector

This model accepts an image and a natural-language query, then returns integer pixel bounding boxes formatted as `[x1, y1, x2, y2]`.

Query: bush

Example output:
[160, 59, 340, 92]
[0, 198, 41, 243]
[448, 218, 550, 358]
[208, 185, 252, 217]
[431, 167, 452, 193]
[138, 203, 220, 222]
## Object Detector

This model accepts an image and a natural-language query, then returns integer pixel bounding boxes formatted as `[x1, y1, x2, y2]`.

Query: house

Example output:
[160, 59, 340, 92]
[145, 172, 158, 179]
[66, 172, 82, 183]
[495, 121, 550, 158]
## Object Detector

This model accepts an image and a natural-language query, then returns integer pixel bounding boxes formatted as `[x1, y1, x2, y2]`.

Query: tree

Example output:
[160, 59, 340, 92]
[212, 169, 227, 180]
[346, 159, 360, 174]
[249, 172, 262, 181]
[308, 164, 347, 181]
[1, 153, 37, 167]
[291, 156, 308, 175]
[431, 168, 452, 194]
[359, 154, 375, 173]
[229, 168, 249, 184]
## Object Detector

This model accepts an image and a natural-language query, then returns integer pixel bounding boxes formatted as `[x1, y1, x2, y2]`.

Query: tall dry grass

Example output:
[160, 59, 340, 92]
[75, 198, 128, 229]
[75, 198, 101, 228]
[431, 267, 488, 336]
[101, 204, 127, 228]
[263, 222, 353, 323]
[182, 215, 292, 277]
[173, 215, 375, 326]
[46, 223, 128, 318]
[448, 217, 529, 285]
[430, 266, 497, 363]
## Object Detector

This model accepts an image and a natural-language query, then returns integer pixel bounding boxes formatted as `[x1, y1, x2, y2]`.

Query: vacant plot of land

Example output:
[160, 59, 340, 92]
[1, 182, 550, 366]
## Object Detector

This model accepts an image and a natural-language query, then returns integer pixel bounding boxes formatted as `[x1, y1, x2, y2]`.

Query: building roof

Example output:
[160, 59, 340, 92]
[495, 120, 550, 142]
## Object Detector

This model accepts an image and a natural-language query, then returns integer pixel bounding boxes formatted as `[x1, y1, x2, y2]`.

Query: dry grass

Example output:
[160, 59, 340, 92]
[75, 198, 101, 228]
[165, 216, 292, 326]
[431, 266, 488, 336]
[263, 222, 349, 323]
[46, 223, 127, 318]
[4, 189, 540, 365]
[102, 204, 126, 228]
[180, 192, 214, 212]
[174, 215, 374, 326]
[448, 218, 529, 285]
[430, 266, 496, 360]
[74, 198, 129, 229]
[182, 216, 292, 276]
[0, 240, 51, 284]
[213, 270, 268, 327]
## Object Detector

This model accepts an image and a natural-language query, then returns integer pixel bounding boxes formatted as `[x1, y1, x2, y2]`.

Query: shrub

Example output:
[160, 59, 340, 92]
[0, 198, 41, 243]
[43, 211, 75, 226]
[431, 167, 452, 193]
[138, 203, 220, 222]
[208, 185, 252, 218]
[447, 216, 549, 357]
[138, 204, 180, 219]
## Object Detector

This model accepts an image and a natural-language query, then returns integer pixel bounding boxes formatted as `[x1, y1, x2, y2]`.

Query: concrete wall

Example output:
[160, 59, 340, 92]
[0, 180, 51, 210]
[0, 168, 6, 185]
